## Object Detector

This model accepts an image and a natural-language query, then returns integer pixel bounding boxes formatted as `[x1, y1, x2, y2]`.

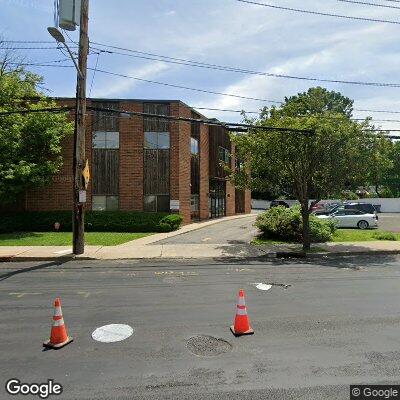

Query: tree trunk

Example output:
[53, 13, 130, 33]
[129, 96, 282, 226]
[301, 203, 311, 251]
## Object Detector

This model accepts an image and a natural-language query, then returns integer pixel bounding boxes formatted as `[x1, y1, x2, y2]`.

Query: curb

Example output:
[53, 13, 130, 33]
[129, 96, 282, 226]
[2, 249, 400, 262]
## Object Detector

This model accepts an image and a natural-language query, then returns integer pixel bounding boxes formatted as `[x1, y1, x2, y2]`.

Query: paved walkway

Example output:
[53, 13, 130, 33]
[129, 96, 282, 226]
[2, 213, 400, 261]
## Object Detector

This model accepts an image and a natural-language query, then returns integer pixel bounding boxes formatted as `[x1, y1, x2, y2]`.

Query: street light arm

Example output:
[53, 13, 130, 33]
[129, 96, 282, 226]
[62, 42, 83, 79]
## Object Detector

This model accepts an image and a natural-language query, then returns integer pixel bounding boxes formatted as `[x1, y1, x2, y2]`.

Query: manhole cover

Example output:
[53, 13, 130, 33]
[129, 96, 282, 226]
[91, 324, 134, 343]
[187, 335, 232, 357]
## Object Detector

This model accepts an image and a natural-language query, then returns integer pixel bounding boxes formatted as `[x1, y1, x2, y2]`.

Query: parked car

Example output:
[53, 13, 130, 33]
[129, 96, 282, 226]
[315, 202, 378, 219]
[270, 200, 290, 209]
[317, 208, 378, 229]
[331, 202, 378, 220]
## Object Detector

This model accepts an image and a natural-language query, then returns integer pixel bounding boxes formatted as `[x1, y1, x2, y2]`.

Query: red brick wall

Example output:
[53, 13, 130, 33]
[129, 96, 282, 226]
[226, 143, 236, 216]
[199, 124, 209, 220]
[177, 104, 191, 224]
[119, 102, 143, 211]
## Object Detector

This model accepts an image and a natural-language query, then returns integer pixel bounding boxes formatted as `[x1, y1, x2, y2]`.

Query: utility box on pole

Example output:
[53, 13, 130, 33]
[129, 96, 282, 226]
[59, 0, 81, 31]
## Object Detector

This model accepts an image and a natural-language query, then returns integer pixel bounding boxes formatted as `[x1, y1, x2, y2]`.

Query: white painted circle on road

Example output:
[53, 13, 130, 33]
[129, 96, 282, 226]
[91, 324, 134, 343]
[255, 283, 272, 291]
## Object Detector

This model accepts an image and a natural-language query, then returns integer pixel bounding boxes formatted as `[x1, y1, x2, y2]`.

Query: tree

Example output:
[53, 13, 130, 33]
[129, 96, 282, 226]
[231, 87, 376, 251]
[0, 47, 73, 203]
[380, 141, 400, 197]
[364, 133, 393, 197]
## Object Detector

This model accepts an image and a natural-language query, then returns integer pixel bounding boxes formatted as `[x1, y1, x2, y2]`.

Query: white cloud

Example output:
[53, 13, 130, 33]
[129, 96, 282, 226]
[91, 62, 169, 98]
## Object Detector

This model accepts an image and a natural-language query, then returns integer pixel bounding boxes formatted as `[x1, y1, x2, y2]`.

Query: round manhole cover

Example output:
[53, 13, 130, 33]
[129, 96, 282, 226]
[187, 335, 232, 357]
[92, 324, 134, 343]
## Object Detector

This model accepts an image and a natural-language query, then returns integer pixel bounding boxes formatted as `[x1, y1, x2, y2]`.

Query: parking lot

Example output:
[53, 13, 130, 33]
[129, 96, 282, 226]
[376, 213, 400, 232]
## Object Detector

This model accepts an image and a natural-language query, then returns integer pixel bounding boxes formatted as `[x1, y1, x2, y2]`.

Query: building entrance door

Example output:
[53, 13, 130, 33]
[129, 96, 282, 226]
[209, 180, 226, 218]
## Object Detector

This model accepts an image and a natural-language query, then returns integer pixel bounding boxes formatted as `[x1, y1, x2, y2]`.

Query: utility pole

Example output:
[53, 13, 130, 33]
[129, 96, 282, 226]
[72, 0, 89, 255]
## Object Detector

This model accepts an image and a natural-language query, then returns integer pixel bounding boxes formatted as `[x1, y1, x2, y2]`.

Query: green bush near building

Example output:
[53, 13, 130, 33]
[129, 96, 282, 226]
[0, 211, 183, 233]
[255, 206, 336, 243]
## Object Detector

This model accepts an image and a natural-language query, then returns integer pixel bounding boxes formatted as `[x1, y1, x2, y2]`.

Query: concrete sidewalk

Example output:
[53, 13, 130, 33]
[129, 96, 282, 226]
[2, 239, 400, 261]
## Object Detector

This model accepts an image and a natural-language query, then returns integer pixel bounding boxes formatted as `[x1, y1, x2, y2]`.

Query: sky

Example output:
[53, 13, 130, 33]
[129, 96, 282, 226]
[1, 0, 400, 128]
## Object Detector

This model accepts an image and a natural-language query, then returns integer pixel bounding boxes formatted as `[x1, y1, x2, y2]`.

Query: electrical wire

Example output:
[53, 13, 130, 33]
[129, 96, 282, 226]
[191, 106, 400, 122]
[88, 67, 281, 103]
[89, 52, 100, 97]
[235, 0, 400, 25]
[91, 42, 400, 88]
[336, 0, 400, 9]
[5, 40, 400, 88]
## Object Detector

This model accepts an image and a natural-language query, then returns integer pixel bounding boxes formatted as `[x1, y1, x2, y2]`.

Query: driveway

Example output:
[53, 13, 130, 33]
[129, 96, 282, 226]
[377, 213, 400, 232]
[155, 213, 259, 245]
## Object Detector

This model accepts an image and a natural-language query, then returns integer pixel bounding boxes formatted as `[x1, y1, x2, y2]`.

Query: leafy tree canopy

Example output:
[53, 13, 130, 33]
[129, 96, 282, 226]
[0, 60, 73, 203]
[231, 87, 386, 249]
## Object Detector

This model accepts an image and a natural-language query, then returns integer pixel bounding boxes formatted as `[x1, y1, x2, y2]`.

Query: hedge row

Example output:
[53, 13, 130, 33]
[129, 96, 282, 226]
[0, 211, 183, 233]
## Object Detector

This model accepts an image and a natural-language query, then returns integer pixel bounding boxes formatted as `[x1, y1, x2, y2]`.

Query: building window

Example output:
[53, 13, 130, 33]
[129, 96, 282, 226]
[92, 195, 119, 211]
[93, 131, 119, 149]
[144, 195, 170, 212]
[191, 137, 199, 155]
[219, 146, 230, 163]
[144, 132, 170, 149]
[191, 194, 199, 212]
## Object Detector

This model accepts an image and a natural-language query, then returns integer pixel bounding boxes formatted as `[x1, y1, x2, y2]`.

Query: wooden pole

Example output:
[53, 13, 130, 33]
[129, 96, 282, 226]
[72, 0, 89, 255]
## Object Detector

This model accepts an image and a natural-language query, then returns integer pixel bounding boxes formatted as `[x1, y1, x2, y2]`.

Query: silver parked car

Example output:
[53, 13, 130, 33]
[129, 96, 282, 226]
[317, 208, 378, 229]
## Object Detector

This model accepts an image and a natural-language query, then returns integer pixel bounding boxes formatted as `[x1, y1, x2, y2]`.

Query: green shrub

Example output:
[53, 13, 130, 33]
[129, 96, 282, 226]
[255, 206, 336, 243]
[0, 211, 183, 233]
[157, 214, 184, 232]
[372, 231, 397, 241]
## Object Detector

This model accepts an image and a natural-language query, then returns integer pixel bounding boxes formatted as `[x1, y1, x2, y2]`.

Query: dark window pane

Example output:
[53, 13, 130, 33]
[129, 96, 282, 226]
[144, 195, 157, 212]
[157, 195, 170, 212]
[106, 196, 119, 211]
[92, 196, 106, 211]
[144, 132, 158, 149]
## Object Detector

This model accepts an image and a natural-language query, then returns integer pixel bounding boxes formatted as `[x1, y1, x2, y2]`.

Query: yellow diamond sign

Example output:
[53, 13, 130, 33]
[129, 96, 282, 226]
[82, 159, 90, 189]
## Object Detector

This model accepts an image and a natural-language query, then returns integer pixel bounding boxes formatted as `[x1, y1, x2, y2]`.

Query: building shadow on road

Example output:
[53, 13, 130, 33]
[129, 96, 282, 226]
[0, 259, 71, 282]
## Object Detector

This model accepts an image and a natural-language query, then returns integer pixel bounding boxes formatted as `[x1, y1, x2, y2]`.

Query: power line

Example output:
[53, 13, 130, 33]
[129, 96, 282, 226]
[235, 0, 400, 25]
[7, 53, 400, 116]
[89, 106, 314, 135]
[336, 0, 400, 9]
[91, 42, 400, 88]
[0, 107, 73, 116]
[89, 52, 100, 97]
[191, 106, 400, 122]
[87, 67, 281, 103]
[5, 40, 400, 88]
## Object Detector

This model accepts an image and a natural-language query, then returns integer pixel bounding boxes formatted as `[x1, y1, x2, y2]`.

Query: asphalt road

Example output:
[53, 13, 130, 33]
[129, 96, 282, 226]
[2, 255, 400, 399]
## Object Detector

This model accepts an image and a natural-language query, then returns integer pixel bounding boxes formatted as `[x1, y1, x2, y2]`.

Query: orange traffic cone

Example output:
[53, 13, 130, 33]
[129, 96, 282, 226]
[43, 298, 73, 349]
[230, 289, 254, 337]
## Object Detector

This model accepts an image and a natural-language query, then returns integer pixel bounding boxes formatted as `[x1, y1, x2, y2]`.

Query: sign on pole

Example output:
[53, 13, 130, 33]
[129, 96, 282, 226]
[82, 159, 90, 189]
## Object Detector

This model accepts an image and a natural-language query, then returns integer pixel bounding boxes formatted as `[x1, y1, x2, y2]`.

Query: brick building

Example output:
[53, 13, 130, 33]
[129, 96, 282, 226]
[24, 98, 251, 224]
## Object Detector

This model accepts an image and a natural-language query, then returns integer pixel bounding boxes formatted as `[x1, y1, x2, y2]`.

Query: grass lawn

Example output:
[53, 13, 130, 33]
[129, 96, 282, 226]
[252, 229, 400, 245]
[0, 232, 154, 246]
[332, 229, 400, 242]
